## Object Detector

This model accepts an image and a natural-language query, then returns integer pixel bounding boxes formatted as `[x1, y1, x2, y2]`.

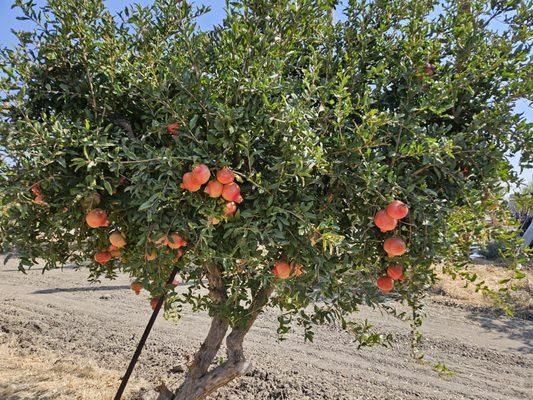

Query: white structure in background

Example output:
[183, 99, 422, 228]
[523, 220, 533, 248]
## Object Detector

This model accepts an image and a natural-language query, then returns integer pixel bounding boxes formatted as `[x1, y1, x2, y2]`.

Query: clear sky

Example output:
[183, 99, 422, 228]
[0, 0, 530, 185]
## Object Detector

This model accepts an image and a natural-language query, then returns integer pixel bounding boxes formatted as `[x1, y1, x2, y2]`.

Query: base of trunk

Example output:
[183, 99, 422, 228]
[172, 359, 251, 400]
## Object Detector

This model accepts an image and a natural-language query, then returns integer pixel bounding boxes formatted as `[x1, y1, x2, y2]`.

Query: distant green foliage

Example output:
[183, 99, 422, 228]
[0, 0, 531, 350]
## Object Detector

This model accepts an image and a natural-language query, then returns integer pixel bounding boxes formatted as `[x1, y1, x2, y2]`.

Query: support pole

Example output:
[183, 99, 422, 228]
[114, 265, 180, 400]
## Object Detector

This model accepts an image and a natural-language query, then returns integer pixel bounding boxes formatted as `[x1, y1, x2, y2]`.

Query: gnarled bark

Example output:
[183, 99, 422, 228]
[172, 280, 274, 400]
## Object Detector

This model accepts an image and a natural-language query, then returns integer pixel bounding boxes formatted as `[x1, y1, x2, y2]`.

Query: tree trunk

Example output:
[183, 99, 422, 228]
[172, 285, 274, 400]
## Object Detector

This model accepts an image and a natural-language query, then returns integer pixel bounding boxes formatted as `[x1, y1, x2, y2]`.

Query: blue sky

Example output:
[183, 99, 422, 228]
[1, 0, 530, 185]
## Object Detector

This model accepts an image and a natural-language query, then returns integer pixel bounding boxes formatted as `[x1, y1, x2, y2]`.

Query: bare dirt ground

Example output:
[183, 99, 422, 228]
[1, 257, 532, 400]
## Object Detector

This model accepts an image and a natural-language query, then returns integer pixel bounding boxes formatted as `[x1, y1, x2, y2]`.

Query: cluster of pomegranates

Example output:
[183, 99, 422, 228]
[86, 206, 187, 308]
[181, 164, 242, 221]
[87, 208, 186, 263]
[376, 265, 405, 293]
[86, 208, 125, 265]
[272, 260, 303, 280]
[149, 232, 188, 262]
[373, 200, 409, 293]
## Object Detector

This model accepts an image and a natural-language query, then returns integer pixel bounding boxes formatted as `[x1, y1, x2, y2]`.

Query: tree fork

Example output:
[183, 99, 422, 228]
[172, 284, 274, 400]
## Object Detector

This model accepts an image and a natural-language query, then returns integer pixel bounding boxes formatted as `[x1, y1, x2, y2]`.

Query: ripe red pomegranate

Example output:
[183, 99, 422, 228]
[180, 172, 201, 192]
[145, 250, 157, 261]
[94, 252, 112, 265]
[222, 183, 243, 203]
[216, 167, 235, 185]
[374, 210, 397, 232]
[86, 209, 109, 228]
[397, 273, 405, 282]
[387, 265, 403, 280]
[150, 298, 159, 311]
[204, 180, 223, 198]
[131, 282, 143, 295]
[377, 276, 394, 293]
[383, 236, 407, 257]
[223, 202, 237, 217]
[167, 122, 180, 136]
[273, 261, 291, 279]
[386, 200, 409, 220]
[191, 164, 211, 185]
[167, 232, 187, 249]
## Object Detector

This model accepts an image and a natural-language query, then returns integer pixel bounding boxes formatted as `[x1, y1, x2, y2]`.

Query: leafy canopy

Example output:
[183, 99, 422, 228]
[1, 0, 531, 344]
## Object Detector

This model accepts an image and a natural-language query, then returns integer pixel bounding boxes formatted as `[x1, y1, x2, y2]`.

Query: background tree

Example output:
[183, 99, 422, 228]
[0, 0, 531, 399]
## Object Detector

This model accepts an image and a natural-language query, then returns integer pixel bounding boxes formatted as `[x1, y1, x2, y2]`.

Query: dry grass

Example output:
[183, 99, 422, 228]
[0, 339, 148, 400]
[434, 262, 532, 311]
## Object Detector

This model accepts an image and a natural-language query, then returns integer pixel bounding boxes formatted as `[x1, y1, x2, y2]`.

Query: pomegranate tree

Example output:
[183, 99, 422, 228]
[0, 1, 530, 399]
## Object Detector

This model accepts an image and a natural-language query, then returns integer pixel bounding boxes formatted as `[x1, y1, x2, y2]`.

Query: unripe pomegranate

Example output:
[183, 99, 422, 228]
[167, 232, 187, 249]
[167, 122, 180, 136]
[374, 210, 397, 232]
[291, 263, 304, 277]
[150, 298, 160, 311]
[180, 172, 201, 192]
[94, 252, 112, 265]
[86, 209, 109, 228]
[383, 236, 407, 257]
[223, 202, 237, 217]
[222, 183, 242, 203]
[386, 200, 409, 220]
[204, 180, 223, 198]
[110, 250, 121, 258]
[191, 164, 211, 185]
[109, 232, 126, 248]
[131, 282, 143, 295]
[216, 167, 235, 185]
[377, 276, 394, 293]
[145, 250, 157, 261]
[387, 265, 403, 280]
[82, 192, 101, 210]
[273, 261, 291, 279]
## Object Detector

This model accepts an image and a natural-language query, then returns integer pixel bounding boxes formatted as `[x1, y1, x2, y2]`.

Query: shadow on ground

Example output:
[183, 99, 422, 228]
[465, 310, 533, 354]
[32, 285, 132, 294]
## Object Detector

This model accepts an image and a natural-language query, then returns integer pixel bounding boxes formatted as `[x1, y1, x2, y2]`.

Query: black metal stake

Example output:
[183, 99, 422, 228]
[114, 265, 180, 400]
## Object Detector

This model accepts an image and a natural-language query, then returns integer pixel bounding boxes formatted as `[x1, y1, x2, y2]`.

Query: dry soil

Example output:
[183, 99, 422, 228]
[0, 257, 532, 400]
